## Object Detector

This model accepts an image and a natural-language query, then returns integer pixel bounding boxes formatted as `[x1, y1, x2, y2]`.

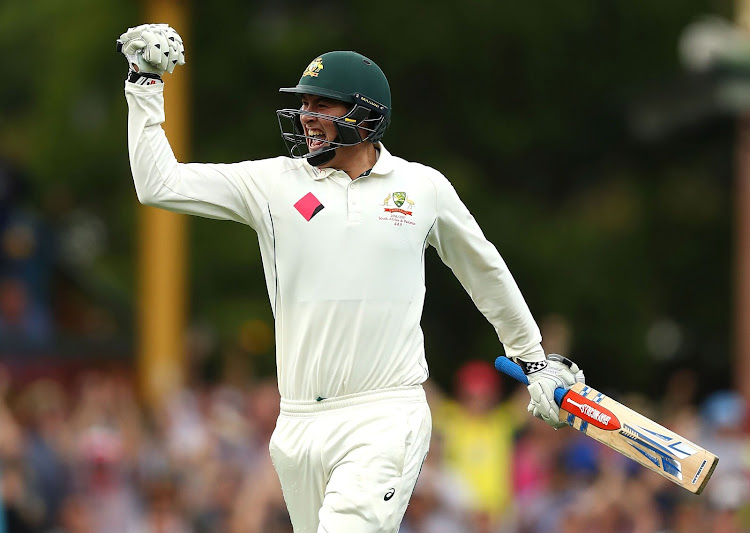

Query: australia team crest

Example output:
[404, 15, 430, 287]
[383, 191, 415, 215]
[303, 57, 324, 78]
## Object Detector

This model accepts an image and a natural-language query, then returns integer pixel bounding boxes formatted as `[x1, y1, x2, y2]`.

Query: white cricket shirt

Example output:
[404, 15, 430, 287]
[125, 82, 545, 401]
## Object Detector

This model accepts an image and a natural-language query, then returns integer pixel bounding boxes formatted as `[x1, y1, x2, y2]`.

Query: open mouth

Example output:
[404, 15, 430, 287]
[306, 128, 328, 151]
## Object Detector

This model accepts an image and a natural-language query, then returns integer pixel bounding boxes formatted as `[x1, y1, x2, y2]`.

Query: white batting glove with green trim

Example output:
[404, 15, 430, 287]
[518, 354, 585, 429]
[117, 23, 185, 78]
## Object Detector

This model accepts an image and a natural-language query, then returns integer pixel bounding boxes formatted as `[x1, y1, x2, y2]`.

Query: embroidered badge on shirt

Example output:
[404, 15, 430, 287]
[382, 191, 415, 215]
[379, 191, 417, 227]
[294, 192, 325, 221]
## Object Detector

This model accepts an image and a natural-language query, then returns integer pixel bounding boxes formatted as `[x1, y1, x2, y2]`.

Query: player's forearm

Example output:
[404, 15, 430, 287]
[124, 82, 259, 224]
[429, 178, 544, 361]
[125, 82, 176, 206]
[452, 240, 545, 361]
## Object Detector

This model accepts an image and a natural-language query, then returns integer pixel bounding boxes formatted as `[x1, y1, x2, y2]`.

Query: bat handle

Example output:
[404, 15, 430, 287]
[494, 356, 567, 407]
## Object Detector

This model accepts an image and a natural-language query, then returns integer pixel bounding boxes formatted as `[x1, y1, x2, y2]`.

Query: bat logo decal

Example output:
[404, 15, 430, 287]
[620, 424, 698, 480]
[563, 391, 621, 431]
[692, 460, 707, 485]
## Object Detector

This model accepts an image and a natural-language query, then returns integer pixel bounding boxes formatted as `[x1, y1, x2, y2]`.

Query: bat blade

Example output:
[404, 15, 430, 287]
[560, 381, 718, 493]
[495, 356, 719, 494]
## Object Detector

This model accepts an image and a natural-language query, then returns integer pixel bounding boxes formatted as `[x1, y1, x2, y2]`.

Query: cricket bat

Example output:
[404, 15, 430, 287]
[495, 356, 719, 494]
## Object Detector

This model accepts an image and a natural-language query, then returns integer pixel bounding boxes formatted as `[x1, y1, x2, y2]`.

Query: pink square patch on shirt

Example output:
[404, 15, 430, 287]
[294, 192, 324, 221]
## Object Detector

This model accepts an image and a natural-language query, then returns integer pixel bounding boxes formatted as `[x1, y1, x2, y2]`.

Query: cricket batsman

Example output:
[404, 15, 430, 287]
[118, 23, 585, 533]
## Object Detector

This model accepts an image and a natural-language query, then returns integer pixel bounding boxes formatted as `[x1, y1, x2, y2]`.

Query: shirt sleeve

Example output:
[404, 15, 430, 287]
[125, 81, 274, 230]
[426, 171, 545, 362]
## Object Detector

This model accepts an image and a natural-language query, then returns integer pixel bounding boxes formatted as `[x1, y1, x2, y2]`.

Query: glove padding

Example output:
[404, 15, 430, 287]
[522, 354, 585, 429]
[118, 23, 185, 76]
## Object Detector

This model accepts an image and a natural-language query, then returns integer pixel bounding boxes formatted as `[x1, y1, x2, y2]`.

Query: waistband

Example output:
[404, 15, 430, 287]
[280, 385, 425, 415]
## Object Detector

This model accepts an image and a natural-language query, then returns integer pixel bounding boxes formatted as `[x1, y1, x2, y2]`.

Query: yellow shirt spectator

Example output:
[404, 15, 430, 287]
[433, 360, 521, 521]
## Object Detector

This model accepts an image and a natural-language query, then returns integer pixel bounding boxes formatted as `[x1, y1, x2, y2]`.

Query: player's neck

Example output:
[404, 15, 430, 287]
[323, 142, 378, 180]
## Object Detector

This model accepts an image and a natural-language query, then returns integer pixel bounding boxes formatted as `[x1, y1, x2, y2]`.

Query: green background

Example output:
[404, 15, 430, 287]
[0, 0, 737, 399]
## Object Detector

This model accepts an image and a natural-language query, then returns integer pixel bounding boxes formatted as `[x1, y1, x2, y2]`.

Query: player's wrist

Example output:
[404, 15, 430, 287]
[127, 70, 163, 85]
[516, 359, 548, 376]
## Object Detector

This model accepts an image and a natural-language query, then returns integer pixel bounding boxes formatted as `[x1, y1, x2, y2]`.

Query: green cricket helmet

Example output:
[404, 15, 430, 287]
[276, 51, 391, 166]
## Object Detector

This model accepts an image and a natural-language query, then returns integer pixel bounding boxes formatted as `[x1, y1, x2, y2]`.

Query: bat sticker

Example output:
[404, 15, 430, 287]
[563, 390, 621, 431]
[620, 424, 698, 480]
[692, 460, 707, 485]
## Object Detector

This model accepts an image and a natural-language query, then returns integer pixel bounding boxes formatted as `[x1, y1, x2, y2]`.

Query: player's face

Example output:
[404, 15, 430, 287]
[299, 95, 350, 153]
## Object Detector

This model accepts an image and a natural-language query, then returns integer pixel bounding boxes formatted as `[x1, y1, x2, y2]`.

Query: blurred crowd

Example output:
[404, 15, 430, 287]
[0, 367, 289, 533]
[0, 357, 748, 533]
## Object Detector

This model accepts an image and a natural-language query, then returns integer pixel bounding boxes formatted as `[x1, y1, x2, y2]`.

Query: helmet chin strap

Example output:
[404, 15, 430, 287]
[307, 147, 337, 167]
[306, 136, 340, 167]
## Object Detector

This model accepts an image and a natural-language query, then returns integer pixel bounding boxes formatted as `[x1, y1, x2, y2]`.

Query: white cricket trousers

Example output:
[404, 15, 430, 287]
[269, 385, 432, 533]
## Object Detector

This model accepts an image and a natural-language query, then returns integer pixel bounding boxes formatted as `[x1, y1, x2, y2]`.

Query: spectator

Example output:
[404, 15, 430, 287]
[44, 494, 94, 533]
[2, 457, 44, 533]
[400, 430, 474, 533]
[227, 379, 288, 533]
[0, 158, 56, 346]
[699, 390, 750, 531]
[18, 379, 72, 528]
[0, 277, 53, 345]
[433, 360, 523, 530]
[133, 475, 192, 533]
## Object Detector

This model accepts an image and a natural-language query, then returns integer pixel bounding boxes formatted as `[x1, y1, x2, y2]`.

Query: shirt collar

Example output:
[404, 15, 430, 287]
[368, 143, 394, 175]
[305, 142, 394, 180]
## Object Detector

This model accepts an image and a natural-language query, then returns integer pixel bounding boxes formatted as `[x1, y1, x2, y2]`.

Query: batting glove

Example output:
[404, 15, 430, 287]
[518, 354, 585, 429]
[117, 23, 185, 83]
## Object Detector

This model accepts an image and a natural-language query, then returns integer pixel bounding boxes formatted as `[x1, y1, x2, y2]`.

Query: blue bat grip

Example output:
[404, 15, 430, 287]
[553, 388, 566, 406]
[494, 356, 566, 407]
[494, 356, 530, 385]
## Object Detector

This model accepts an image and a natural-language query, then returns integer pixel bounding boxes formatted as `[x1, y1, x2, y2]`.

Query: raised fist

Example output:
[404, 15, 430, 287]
[117, 23, 185, 76]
